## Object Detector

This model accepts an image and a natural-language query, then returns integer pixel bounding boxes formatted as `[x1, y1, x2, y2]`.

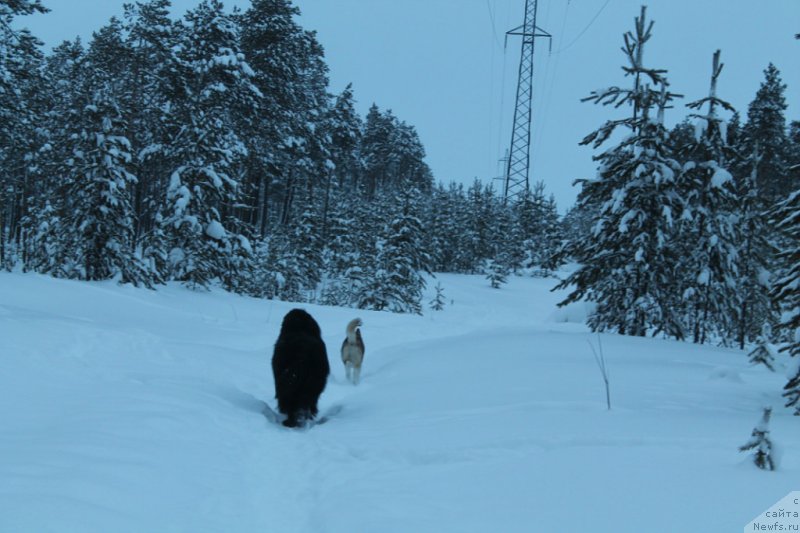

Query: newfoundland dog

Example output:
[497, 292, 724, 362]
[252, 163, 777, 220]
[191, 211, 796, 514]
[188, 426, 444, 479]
[271, 309, 330, 427]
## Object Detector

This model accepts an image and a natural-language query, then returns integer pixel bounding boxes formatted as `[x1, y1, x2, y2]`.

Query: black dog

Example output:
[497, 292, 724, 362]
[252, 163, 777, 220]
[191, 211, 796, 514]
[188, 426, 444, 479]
[271, 309, 330, 427]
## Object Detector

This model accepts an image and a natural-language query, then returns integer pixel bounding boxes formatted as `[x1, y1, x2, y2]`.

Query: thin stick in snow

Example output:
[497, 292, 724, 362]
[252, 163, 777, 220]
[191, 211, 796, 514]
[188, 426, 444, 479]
[588, 336, 611, 410]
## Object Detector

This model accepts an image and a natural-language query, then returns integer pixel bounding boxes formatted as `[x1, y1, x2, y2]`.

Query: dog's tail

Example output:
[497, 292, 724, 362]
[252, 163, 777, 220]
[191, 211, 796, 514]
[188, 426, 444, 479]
[346, 318, 362, 344]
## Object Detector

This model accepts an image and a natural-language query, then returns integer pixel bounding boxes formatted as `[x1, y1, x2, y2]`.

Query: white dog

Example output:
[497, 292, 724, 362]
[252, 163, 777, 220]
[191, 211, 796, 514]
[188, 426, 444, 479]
[341, 318, 365, 385]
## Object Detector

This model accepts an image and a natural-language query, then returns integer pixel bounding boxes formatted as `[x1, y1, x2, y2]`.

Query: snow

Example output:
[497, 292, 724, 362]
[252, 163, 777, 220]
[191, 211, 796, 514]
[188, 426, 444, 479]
[1, 271, 798, 532]
[719, 119, 729, 144]
[711, 165, 733, 189]
[694, 119, 707, 142]
[205, 220, 226, 240]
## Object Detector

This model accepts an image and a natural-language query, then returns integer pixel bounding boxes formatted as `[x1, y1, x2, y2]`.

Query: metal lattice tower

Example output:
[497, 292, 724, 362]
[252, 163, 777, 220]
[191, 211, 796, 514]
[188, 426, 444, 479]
[503, 0, 551, 202]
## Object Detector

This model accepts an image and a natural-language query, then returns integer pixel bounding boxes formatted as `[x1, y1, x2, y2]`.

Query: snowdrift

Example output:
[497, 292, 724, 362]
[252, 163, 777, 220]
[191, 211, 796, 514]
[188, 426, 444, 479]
[0, 272, 797, 532]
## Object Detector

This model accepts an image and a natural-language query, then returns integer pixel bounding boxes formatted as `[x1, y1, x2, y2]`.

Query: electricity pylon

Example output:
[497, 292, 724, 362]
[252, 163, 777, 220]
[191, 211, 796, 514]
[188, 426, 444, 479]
[503, 0, 551, 202]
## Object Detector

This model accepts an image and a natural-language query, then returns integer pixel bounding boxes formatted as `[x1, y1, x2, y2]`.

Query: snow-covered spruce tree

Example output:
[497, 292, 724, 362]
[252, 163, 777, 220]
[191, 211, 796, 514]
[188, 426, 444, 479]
[748, 323, 777, 372]
[59, 95, 150, 285]
[281, 208, 324, 301]
[739, 407, 775, 470]
[464, 179, 499, 274]
[426, 183, 472, 273]
[513, 182, 562, 275]
[320, 84, 363, 239]
[164, 0, 259, 289]
[734, 146, 776, 349]
[242, 236, 280, 299]
[560, 201, 598, 251]
[485, 258, 509, 289]
[429, 282, 446, 311]
[491, 200, 517, 273]
[248, 207, 323, 303]
[675, 50, 740, 345]
[140, 210, 169, 285]
[319, 188, 373, 307]
[555, 7, 685, 339]
[356, 190, 431, 314]
[322, 199, 362, 279]
[771, 187, 800, 413]
[21, 201, 66, 277]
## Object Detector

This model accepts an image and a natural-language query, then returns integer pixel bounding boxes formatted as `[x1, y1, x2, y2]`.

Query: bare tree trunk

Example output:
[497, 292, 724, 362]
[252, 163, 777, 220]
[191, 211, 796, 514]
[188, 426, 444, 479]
[255, 175, 267, 237]
[321, 170, 333, 241]
[281, 168, 294, 226]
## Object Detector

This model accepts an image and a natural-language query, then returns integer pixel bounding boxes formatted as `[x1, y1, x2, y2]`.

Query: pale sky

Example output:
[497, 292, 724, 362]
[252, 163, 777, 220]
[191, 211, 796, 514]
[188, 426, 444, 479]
[18, 0, 800, 211]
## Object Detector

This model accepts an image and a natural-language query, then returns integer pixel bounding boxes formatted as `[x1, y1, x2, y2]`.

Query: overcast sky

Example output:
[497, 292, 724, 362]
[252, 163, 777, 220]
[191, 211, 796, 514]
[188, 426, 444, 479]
[18, 0, 800, 211]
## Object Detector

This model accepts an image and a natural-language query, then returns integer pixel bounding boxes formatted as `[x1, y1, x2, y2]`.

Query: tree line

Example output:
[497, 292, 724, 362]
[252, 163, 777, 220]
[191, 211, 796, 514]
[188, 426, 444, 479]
[0, 0, 565, 315]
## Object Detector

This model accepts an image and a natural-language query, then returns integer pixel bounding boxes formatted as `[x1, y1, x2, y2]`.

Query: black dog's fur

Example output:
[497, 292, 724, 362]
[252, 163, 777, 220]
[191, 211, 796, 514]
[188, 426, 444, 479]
[271, 309, 330, 427]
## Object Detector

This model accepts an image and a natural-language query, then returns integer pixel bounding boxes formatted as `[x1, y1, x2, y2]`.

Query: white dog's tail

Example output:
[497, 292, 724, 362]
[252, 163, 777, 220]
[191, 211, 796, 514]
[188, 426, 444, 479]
[346, 318, 362, 344]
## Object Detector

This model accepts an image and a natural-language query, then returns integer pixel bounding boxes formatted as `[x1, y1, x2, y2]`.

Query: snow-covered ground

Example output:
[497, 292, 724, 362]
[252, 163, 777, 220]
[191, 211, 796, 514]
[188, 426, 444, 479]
[1, 271, 797, 532]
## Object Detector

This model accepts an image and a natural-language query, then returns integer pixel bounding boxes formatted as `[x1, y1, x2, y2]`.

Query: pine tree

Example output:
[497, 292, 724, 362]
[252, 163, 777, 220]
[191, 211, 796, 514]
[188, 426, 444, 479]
[21, 39, 84, 273]
[320, 84, 363, 239]
[739, 407, 775, 470]
[122, 0, 182, 249]
[555, 7, 684, 339]
[238, 0, 329, 229]
[361, 104, 394, 198]
[676, 50, 740, 344]
[59, 95, 150, 285]
[164, 0, 259, 289]
[0, 0, 48, 268]
[742, 63, 790, 203]
[388, 119, 433, 193]
[326, 84, 363, 189]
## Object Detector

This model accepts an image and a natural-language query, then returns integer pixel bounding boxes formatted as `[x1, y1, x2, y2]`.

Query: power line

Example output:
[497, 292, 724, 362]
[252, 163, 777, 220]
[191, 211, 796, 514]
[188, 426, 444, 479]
[553, 0, 611, 54]
[486, 0, 504, 49]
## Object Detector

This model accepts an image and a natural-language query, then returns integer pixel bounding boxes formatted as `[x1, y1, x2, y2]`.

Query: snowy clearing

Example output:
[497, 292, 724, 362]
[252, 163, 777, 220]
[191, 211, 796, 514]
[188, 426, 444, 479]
[0, 271, 797, 532]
